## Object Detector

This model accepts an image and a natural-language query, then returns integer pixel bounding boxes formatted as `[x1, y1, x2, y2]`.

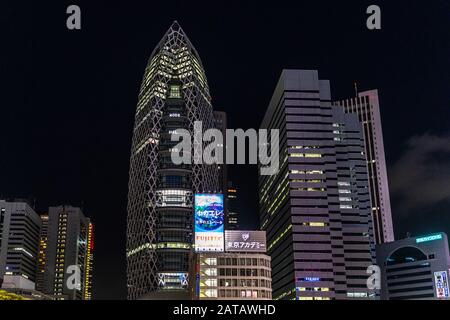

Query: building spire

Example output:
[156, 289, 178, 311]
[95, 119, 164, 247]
[170, 20, 180, 29]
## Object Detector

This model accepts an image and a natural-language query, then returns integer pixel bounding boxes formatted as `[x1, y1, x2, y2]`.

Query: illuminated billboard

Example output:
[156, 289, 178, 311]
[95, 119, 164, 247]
[225, 230, 266, 253]
[416, 233, 443, 244]
[194, 194, 224, 252]
[157, 272, 189, 289]
[434, 271, 450, 299]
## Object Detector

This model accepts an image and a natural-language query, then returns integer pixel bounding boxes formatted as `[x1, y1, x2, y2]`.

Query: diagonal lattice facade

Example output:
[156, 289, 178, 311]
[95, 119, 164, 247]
[126, 21, 218, 300]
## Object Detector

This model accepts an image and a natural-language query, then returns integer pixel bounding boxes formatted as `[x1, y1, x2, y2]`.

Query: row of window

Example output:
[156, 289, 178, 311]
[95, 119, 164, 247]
[219, 278, 271, 289]
[220, 289, 271, 299]
[200, 289, 271, 299]
[216, 268, 271, 278]
[216, 257, 270, 267]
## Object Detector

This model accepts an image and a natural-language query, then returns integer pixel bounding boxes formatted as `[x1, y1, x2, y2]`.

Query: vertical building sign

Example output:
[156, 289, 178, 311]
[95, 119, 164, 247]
[434, 271, 450, 299]
[194, 194, 224, 252]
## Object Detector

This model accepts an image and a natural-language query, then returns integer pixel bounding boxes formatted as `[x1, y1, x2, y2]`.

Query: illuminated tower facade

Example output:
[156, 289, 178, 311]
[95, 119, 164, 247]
[43, 206, 94, 300]
[83, 222, 94, 300]
[36, 214, 49, 292]
[259, 70, 377, 300]
[334, 90, 394, 244]
[126, 21, 218, 300]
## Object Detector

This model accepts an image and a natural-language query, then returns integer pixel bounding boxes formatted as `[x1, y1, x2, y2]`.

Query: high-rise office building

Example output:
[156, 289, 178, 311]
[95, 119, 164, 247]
[377, 233, 450, 300]
[259, 70, 377, 300]
[214, 111, 228, 195]
[0, 200, 41, 290]
[36, 214, 48, 292]
[126, 21, 218, 300]
[226, 182, 239, 230]
[42, 205, 94, 300]
[334, 90, 394, 244]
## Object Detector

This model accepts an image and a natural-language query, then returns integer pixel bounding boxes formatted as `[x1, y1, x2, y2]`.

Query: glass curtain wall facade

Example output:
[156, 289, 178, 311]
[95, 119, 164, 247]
[126, 21, 218, 300]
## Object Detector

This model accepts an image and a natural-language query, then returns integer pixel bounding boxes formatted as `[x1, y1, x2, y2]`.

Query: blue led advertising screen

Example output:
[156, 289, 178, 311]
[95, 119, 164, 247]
[194, 194, 224, 252]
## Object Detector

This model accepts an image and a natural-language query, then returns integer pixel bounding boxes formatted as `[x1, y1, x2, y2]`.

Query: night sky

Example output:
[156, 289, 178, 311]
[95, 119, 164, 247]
[2, 1, 449, 299]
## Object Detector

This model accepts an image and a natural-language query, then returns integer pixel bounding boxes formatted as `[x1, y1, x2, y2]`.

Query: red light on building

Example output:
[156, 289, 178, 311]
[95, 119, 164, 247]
[89, 223, 94, 251]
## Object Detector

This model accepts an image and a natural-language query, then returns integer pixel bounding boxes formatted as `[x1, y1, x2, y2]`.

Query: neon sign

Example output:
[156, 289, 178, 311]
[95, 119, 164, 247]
[416, 233, 443, 244]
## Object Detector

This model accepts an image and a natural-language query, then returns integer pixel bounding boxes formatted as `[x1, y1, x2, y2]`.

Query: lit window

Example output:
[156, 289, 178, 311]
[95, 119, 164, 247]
[169, 85, 181, 98]
[302, 222, 327, 227]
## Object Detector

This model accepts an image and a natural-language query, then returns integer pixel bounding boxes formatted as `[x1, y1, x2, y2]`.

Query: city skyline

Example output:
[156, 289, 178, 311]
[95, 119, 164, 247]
[0, 201, 94, 300]
[1, 1, 450, 299]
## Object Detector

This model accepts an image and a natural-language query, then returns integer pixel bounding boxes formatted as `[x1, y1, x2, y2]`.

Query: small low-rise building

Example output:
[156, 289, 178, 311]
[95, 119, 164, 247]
[196, 230, 272, 300]
[377, 232, 450, 300]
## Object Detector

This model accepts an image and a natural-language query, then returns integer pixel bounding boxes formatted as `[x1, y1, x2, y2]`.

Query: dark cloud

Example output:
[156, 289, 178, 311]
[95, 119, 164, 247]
[389, 133, 450, 216]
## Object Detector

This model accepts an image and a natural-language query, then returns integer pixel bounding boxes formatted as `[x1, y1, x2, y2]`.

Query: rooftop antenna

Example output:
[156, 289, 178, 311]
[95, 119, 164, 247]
[354, 81, 359, 98]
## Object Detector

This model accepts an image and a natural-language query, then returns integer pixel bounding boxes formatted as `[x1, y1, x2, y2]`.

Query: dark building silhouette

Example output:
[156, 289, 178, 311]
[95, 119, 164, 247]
[226, 182, 239, 230]
[35, 214, 48, 292]
[0, 200, 41, 290]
